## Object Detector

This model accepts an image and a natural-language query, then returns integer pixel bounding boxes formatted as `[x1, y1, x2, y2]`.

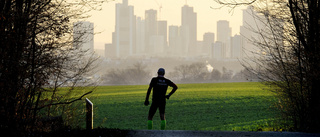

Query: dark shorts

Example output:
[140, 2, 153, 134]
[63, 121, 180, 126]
[149, 100, 166, 116]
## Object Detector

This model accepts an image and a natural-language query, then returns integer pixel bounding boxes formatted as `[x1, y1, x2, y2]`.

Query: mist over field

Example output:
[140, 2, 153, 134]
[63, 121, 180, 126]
[96, 57, 257, 85]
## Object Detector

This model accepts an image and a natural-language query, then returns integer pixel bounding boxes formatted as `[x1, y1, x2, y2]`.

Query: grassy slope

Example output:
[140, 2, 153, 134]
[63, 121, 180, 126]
[89, 82, 279, 131]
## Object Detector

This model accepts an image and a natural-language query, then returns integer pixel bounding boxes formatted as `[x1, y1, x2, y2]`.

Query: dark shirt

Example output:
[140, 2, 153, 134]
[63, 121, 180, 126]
[149, 76, 177, 101]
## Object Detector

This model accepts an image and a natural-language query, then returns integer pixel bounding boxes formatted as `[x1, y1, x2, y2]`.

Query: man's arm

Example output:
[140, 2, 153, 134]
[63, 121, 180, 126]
[166, 83, 178, 99]
[144, 86, 152, 106]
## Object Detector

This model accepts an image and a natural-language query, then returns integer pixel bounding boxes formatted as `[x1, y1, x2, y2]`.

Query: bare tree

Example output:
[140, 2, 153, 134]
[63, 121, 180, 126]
[171, 62, 208, 83]
[210, 69, 222, 81]
[103, 62, 151, 85]
[0, 0, 105, 133]
[221, 67, 233, 81]
[214, 0, 320, 132]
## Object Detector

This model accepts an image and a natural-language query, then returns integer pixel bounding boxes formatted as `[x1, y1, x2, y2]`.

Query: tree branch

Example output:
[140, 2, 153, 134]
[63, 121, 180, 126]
[35, 90, 93, 110]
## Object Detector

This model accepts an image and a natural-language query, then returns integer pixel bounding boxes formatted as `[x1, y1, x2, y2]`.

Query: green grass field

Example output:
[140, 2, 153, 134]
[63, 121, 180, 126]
[88, 82, 280, 131]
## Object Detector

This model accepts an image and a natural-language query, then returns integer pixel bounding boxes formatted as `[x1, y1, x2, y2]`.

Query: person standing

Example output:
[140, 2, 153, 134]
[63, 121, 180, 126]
[144, 68, 178, 130]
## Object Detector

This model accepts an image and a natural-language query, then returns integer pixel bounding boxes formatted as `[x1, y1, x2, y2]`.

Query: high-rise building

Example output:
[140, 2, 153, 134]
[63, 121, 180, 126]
[157, 20, 167, 54]
[212, 41, 225, 59]
[169, 25, 182, 56]
[157, 21, 167, 46]
[145, 9, 157, 54]
[196, 41, 203, 56]
[231, 34, 242, 58]
[114, 0, 136, 58]
[203, 32, 215, 57]
[73, 21, 94, 53]
[217, 20, 231, 58]
[105, 43, 116, 58]
[181, 5, 197, 56]
[136, 17, 145, 54]
[240, 6, 266, 57]
[150, 35, 164, 55]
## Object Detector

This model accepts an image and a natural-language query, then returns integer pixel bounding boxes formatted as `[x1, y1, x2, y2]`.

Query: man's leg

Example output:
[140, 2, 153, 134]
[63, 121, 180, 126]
[147, 102, 158, 129]
[159, 101, 166, 130]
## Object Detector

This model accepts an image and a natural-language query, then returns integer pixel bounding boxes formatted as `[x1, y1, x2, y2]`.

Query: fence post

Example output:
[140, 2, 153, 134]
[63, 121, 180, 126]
[86, 98, 93, 130]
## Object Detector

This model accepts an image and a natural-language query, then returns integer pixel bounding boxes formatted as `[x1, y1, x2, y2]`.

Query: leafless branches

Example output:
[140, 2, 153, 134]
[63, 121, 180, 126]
[212, 0, 257, 11]
[216, 0, 320, 132]
[0, 0, 104, 133]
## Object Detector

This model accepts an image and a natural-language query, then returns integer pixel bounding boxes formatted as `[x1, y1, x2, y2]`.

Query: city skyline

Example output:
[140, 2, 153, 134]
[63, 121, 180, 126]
[86, 0, 246, 50]
[100, 0, 253, 59]
[75, 0, 265, 59]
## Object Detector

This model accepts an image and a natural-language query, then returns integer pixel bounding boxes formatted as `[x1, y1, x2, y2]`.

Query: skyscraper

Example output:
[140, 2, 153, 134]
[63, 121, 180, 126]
[169, 25, 182, 56]
[212, 41, 225, 59]
[114, 0, 136, 58]
[240, 6, 266, 57]
[105, 43, 116, 58]
[157, 20, 167, 54]
[231, 34, 242, 58]
[145, 9, 157, 54]
[217, 20, 231, 58]
[73, 21, 94, 53]
[181, 5, 197, 56]
[203, 32, 215, 57]
[136, 17, 145, 54]
[157, 21, 167, 46]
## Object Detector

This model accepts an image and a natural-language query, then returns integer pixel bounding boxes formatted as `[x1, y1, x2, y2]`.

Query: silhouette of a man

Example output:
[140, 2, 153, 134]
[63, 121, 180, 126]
[144, 68, 178, 130]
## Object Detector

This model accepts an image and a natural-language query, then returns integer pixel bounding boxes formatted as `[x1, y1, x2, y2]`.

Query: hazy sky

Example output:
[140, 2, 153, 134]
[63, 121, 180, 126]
[87, 0, 246, 49]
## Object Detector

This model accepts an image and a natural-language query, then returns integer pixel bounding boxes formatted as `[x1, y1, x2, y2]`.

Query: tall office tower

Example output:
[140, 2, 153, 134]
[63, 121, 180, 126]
[212, 41, 225, 59]
[181, 5, 197, 56]
[107, 32, 117, 58]
[105, 43, 116, 58]
[240, 6, 266, 57]
[231, 34, 242, 58]
[203, 32, 215, 57]
[73, 21, 94, 53]
[169, 25, 182, 56]
[217, 20, 231, 58]
[150, 35, 164, 55]
[156, 20, 167, 54]
[157, 21, 167, 49]
[114, 0, 136, 58]
[136, 17, 145, 54]
[104, 31, 117, 59]
[196, 41, 203, 56]
[145, 9, 157, 54]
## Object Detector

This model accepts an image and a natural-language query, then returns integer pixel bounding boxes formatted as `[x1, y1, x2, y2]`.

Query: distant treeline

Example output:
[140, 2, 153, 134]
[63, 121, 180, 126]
[101, 62, 258, 85]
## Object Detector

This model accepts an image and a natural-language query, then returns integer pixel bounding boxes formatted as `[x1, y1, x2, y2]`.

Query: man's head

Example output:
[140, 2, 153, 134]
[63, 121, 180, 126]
[157, 68, 165, 76]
